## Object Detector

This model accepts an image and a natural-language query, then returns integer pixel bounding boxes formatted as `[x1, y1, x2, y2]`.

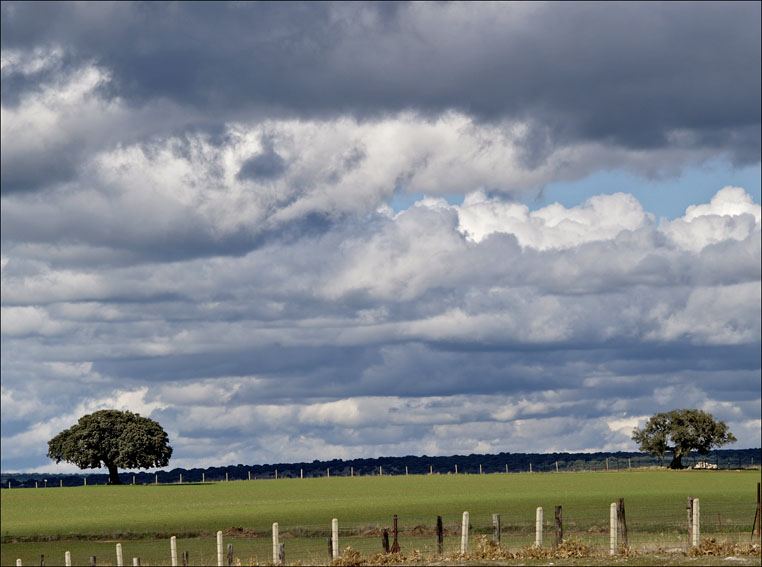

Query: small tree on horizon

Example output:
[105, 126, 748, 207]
[632, 408, 736, 469]
[47, 409, 172, 484]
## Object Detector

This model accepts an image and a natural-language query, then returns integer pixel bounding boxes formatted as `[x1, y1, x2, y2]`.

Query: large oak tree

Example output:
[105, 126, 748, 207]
[631, 409, 736, 469]
[47, 409, 172, 484]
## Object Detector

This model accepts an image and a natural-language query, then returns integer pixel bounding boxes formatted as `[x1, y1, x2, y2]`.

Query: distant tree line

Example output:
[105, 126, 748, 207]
[3, 447, 759, 488]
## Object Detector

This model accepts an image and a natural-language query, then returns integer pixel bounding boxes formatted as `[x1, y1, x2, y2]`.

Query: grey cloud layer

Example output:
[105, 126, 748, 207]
[2, 1, 760, 194]
[2, 187, 760, 470]
[4, 2, 758, 130]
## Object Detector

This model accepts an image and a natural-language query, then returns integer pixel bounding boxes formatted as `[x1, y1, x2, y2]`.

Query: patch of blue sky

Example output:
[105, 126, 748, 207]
[389, 159, 760, 219]
[534, 159, 761, 220]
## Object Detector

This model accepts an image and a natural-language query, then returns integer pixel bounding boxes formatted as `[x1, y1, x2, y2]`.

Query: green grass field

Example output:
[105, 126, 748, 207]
[2, 469, 760, 566]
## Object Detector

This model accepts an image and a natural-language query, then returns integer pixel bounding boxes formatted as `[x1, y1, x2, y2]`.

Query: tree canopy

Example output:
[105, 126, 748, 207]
[631, 408, 736, 469]
[47, 409, 172, 484]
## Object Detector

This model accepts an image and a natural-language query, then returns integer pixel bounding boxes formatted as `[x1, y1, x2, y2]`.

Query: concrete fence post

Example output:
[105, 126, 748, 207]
[65, 552, 72, 567]
[535, 507, 543, 547]
[171, 536, 178, 566]
[461, 511, 469, 553]
[116, 543, 123, 567]
[332, 518, 339, 559]
[16, 559, 22, 566]
[692, 498, 700, 548]
[216, 531, 223, 567]
[609, 502, 617, 555]
[272, 523, 280, 565]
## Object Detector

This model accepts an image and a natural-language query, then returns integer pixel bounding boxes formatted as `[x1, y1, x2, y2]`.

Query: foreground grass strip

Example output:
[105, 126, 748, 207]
[1, 469, 759, 565]
[2, 470, 758, 541]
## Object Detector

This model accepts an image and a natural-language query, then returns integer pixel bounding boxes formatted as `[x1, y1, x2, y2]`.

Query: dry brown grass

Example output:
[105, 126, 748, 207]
[687, 537, 761, 557]
[321, 536, 761, 566]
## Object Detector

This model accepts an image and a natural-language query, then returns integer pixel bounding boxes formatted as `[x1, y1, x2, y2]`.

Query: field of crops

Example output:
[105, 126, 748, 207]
[2, 469, 760, 566]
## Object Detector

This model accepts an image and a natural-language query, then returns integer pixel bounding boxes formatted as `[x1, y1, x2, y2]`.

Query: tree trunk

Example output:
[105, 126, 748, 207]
[668, 454, 685, 469]
[106, 463, 122, 485]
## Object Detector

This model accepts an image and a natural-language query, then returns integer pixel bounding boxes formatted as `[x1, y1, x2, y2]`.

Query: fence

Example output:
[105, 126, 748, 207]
[3, 453, 761, 489]
[10, 490, 761, 566]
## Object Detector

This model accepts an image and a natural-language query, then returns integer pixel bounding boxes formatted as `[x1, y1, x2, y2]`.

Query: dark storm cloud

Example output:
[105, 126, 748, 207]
[90, 345, 378, 388]
[2, 1, 760, 186]
[237, 149, 287, 182]
[0, 145, 80, 194]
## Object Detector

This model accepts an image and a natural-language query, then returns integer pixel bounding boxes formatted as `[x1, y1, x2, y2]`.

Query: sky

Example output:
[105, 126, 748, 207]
[1, 1, 760, 474]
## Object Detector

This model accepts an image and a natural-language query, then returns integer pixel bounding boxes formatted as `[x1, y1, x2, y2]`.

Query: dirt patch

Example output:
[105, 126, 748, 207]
[406, 523, 459, 537]
[409, 525, 431, 536]
[358, 526, 385, 537]
[354, 524, 459, 538]
[587, 525, 607, 533]
[222, 526, 259, 538]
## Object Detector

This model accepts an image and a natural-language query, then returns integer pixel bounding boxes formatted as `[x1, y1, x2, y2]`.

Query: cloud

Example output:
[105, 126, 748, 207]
[0, 306, 71, 336]
[660, 186, 762, 252]
[1, 3, 759, 472]
[456, 191, 654, 248]
[0, 56, 112, 192]
[647, 282, 761, 344]
[2, 2, 760, 196]
[6, 113, 752, 271]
